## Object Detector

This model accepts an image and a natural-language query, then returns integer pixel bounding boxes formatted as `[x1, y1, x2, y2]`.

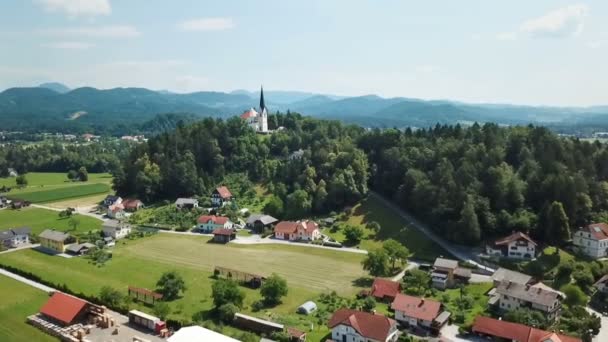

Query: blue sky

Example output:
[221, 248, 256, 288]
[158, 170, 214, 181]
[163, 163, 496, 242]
[0, 0, 606, 106]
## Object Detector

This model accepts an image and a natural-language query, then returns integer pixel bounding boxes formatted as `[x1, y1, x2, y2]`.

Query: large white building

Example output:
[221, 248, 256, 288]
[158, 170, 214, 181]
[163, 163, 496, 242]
[486, 231, 537, 260]
[495, 281, 563, 321]
[240, 87, 269, 133]
[573, 223, 608, 259]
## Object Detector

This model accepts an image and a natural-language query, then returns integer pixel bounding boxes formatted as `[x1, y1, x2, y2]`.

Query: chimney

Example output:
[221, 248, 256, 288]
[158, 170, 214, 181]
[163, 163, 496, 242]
[419, 299, 425, 307]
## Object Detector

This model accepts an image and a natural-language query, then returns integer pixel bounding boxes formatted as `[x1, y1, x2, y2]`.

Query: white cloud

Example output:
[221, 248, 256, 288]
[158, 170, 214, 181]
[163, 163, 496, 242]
[41, 41, 94, 49]
[177, 17, 235, 31]
[415, 65, 439, 73]
[496, 32, 518, 41]
[520, 4, 589, 38]
[36, 0, 111, 17]
[40, 25, 141, 38]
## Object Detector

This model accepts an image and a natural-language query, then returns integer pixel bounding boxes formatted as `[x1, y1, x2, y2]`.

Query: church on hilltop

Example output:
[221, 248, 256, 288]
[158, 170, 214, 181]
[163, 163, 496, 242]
[240, 86, 269, 133]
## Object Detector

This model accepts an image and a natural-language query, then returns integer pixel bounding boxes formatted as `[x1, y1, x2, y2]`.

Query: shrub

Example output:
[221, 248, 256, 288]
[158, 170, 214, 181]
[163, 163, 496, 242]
[218, 303, 238, 323]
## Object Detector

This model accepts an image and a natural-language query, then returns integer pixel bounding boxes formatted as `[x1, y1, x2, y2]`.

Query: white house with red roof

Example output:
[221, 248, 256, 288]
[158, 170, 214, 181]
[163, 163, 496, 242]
[240, 87, 268, 133]
[328, 309, 398, 342]
[486, 231, 537, 260]
[274, 220, 321, 241]
[391, 294, 450, 332]
[107, 202, 125, 219]
[197, 215, 233, 233]
[211, 186, 233, 207]
[573, 222, 608, 259]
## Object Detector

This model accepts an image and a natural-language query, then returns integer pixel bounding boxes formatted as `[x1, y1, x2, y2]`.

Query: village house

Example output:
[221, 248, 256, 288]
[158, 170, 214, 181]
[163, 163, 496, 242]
[494, 280, 564, 321]
[106, 203, 125, 219]
[39, 229, 74, 253]
[328, 309, 399, 342]
[491, 268, 533, 287]
[369, 278, 401, 302]
[274, 220, 321, 241]
[0, 227, 31, 248]
[573, 222, 608, 259]
[431, 257, 471, 289]
[175, 198, 199, 210]
[11, 199, 31, 209]
[486, 231, 537, 260]
[197, 215, 233, 233]
[211, 186, 233, 207]
[391, 294, 450, 333]
[246, 214, 278, 233]
[212, 228, 236, 243]
[102, 195, 122, 207]
[102, 221, 132, 240]
[472, 316, 581, 342]
[122, 198, 144, 212]
[594, 274, 608, 294]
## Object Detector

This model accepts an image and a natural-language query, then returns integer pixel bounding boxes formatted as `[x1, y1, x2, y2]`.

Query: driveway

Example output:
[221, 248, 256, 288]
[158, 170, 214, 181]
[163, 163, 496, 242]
[370, 192, 495, 273]
[440, 324, 485, 342]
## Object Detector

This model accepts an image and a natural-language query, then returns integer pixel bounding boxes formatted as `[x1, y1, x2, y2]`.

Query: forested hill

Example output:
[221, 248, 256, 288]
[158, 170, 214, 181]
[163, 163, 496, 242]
[113, 113, 608, 247]
[2, 85, 608, 134]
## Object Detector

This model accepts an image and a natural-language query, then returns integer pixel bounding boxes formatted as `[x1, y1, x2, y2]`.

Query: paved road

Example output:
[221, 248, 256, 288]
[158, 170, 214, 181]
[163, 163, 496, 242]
[0, 268, 56, 292]
[0, 243, 39, 254]
[391, 261, 419, 281]
[370, 192, 495, 273]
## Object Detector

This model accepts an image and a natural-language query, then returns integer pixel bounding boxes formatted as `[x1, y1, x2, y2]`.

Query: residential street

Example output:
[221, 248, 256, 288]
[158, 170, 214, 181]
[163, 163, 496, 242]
[370, 192, 495, 273]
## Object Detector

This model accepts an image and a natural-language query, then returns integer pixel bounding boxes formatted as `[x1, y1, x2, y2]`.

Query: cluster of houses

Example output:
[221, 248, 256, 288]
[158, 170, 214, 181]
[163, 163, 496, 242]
[102, 195, 144, 220]
[0, 194, 31, 210]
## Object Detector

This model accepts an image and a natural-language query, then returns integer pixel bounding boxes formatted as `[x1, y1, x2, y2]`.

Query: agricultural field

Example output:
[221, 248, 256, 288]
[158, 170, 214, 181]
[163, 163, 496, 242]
[0, 207, 102, 235]
[0, 234, 367, 340]
[0, 172, 112, 204]
[322, 193, 450, 261]
[0, 275, 56, 342]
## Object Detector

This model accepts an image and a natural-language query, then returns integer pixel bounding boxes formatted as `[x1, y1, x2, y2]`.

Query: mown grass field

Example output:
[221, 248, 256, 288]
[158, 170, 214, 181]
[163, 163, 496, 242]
[0, 207, 102, 235]
[323, 194, 450, 261]
[0, 275, 56, 342]
[0, 234, 366, 340]
[0, 172, 112, 204]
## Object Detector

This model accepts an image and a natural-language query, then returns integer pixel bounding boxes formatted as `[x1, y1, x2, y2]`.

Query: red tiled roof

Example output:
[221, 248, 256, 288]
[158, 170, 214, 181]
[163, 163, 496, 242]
[128, 286, 163, 299]
[40, 292, 89, 325]
[328, 309, 396, 341]
[472, 316, 581, 342]
[122, 198, 142, 209]
[240, 109, 257, 119]
[370, 278, 401, 300]
[213, 228, 235, 236]
[275, 221, 318, 235]
[197, 215, 230, 225]
[215, 186, 233, 199]
[582, 223, 608, 240]
[494, 231, 537, 246]
[391, 294, 441, 322]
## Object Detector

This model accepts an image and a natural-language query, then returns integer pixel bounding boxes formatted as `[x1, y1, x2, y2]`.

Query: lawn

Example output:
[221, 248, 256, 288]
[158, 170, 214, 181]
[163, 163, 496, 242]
[323, 194, 450, 261]
[431, 282, 493, 326]
[0, 275, 56, 342]
[0, 207, 102, 235]
[0, 234, 367, 339]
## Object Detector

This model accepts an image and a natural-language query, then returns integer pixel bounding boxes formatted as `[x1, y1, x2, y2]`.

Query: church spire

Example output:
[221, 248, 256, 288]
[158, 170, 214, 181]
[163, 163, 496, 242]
[259, 85, 266, 111]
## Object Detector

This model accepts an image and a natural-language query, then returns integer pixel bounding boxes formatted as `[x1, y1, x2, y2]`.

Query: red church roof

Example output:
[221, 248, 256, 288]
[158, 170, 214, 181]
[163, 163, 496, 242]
[40, 292, 89, 326]
[370, 278, 401, 300]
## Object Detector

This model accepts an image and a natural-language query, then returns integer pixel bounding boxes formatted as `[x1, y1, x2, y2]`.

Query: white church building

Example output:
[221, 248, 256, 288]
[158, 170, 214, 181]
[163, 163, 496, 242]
[240, 87, 269, 133]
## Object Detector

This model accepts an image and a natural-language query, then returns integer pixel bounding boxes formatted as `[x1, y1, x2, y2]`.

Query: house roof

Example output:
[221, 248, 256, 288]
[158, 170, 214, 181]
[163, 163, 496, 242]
[241, 108, 258, 119]
[198, 215, 231, 225]
[594, 274, 608, 287]
[215, 186, 233, 199]
[40, 292, 89, 325]
[581, 223, 608, 240]
[213, 228, 235, 236]
[328, 309, 396, 341]
[496, 281, 562, 306]
[65, 243, 95, 253]
[494, 231, 537, 246]
[246, 214, 278, 225]
[122, 198, 142, 209]
[492, 268, 533, 285]
[454, 267, 472, 278]
[472, 316, 581, 342]
[391, 294, 442, 322]
[275, 220, 319, 235]
[168, 326, 240, 342]
[0, 227, 31, 241]
[370, 278, 401, 299]
[433, 257, 459, 270]
[287, 327, 306, 338]
[39, 229, 70, 242]
[175, 198, 198, 205]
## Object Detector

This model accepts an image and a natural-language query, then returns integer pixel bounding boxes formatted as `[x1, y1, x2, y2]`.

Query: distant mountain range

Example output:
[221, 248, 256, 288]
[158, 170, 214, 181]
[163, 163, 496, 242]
[0, 83, 607, 134]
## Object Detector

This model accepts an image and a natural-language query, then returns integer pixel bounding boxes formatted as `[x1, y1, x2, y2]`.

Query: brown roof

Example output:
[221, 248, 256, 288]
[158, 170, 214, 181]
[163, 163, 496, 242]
[328, 309, 396, 341]
[496, 281, 562, 306]
[122, 198, 143, 209]
[128, 286, 163, 299]
[433, 257, 459, 270]
[198, 215, 230, 225]
[391, 294, 442, 322]
[581, 223, 608, 240]
[494, 231, 537, 246]
[370, 278, 401, 300]
[274, 220, 319, 235]
[213, 228, 235, 236]
[287, 327, 306, 338]
[472, 316, 581, 342]
[215, 186, 232, 199]
[40, 292, 89, 325]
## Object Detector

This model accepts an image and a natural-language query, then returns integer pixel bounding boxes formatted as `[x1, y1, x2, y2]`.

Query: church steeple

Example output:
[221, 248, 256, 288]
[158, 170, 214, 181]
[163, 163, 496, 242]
[259, 85, 266, 111]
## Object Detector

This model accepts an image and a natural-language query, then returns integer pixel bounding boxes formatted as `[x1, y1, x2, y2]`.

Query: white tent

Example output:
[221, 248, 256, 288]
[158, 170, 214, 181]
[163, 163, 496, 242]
[168, 326, 239, 342]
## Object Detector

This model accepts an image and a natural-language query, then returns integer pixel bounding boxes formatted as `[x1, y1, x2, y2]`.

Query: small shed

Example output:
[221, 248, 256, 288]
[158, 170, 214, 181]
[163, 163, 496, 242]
[212, 228, 236, 243]
[296, 301, 317, 315]
[65, 243, 96, 255]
